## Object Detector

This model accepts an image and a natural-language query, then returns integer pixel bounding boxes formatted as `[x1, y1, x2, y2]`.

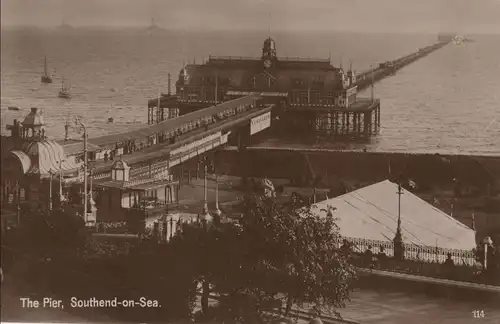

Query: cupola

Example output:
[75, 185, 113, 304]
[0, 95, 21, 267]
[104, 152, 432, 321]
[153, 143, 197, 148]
[262, 37, 277, 60]
[111, 159, 130, 182]
[22, 108, 46, 141]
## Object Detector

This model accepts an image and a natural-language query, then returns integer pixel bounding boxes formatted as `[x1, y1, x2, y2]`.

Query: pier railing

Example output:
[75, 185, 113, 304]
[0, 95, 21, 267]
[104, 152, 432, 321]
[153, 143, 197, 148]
[341, 236, 476, 265]
[340, 236, 499, 286]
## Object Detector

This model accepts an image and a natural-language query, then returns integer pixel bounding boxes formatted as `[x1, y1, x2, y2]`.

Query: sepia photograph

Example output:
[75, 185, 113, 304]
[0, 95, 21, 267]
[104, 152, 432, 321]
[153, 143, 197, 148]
[1, 0, 499, 323]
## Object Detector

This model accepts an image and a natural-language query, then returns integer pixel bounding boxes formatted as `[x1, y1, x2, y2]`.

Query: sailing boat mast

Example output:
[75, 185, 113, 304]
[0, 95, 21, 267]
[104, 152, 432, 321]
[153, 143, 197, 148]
[41, 56, 52, 83]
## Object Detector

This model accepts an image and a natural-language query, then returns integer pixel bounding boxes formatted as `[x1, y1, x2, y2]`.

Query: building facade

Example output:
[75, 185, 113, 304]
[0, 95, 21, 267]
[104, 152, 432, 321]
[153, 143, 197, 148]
[149, 37, 380, 138]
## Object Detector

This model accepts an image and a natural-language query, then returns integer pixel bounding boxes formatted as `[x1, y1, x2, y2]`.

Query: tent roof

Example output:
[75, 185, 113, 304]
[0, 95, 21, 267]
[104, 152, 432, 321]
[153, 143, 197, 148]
[311, 180, 476, 250]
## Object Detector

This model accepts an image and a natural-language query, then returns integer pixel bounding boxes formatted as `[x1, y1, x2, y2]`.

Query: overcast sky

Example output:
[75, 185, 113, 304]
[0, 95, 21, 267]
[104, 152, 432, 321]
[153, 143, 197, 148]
[2, 0, 500, 34]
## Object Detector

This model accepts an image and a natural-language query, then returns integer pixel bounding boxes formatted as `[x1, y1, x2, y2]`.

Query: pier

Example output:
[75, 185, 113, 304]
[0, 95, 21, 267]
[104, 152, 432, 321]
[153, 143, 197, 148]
[355, 41, 450, 90]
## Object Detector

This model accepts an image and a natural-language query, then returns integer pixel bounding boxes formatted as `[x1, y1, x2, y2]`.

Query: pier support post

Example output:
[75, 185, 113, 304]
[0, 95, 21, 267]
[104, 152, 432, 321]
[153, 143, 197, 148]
[364, 112, 371, 138]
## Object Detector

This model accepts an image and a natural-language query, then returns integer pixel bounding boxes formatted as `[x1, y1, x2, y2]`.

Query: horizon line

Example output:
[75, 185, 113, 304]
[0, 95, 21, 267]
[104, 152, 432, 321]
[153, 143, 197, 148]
[1, 25, 495, 35]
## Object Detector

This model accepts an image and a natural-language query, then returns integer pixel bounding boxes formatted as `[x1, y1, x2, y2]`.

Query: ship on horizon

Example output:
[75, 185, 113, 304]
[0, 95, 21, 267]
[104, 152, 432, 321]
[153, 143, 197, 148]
[57, 19, 75, 32]
[144, 18, 165, 35]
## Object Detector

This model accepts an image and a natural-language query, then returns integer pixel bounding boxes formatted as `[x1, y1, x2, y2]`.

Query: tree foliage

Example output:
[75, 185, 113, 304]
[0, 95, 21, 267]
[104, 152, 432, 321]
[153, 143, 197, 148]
[168, 193, 357, 322]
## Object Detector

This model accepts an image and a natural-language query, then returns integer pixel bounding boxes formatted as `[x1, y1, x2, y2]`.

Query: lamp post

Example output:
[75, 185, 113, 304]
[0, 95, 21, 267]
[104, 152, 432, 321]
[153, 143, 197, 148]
[88, 163, 97, 228]
[75, 118, 88, 223]
[214, 174, 222, 221]
[393, 182, 404, 261]
[48, 169, 54, 211]
[198, 156, 213, 224]
[58, 159, 66, 204]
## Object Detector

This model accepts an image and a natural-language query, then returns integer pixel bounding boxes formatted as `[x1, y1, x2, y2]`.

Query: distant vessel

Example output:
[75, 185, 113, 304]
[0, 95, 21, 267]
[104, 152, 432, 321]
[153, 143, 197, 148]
[58, 78, 71, 99]
[57, 19, 75, 32]
[145, 18, 164, 35]
[41, 56, 53, 84]
[453, 36, 465, 45]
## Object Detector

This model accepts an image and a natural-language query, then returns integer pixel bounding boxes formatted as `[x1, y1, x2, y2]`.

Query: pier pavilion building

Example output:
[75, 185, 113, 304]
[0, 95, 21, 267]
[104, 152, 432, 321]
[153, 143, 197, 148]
[148, 37, 380, 138]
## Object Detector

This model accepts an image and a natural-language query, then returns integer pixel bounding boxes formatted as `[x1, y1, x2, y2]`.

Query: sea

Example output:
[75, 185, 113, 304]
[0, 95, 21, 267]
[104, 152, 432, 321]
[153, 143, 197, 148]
[1, 28, 499, 156]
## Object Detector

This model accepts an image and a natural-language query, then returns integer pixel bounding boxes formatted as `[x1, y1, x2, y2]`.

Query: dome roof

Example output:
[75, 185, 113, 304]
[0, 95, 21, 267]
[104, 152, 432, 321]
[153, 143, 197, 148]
[10, 150, 31, 174]
[263, 36, 275, 45]
[22, 107, 45, 127]
[23, 140, 80, 176]
[111, 159, 130, 170]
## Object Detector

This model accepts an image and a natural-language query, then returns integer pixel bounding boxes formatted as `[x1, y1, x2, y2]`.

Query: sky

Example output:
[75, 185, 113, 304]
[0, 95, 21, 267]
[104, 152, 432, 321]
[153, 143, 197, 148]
[2, 0, 500, 34]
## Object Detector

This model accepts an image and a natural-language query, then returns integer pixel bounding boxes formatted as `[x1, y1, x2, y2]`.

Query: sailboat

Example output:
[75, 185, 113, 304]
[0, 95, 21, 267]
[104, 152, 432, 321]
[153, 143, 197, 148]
[58, 78, 71, 99]
[41, 56, 53, 84]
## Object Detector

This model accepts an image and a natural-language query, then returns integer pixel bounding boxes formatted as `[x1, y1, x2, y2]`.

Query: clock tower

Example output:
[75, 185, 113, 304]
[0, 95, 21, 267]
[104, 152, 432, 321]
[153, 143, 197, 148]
[262, 37, 277, 69]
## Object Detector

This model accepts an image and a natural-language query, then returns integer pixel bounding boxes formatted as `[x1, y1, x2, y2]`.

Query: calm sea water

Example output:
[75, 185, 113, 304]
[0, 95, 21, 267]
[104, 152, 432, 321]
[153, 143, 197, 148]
[1, 29, 499, 155]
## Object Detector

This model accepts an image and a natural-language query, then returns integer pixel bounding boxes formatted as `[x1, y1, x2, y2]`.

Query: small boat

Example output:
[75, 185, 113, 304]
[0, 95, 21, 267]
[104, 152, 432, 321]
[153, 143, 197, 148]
[41, 56, 53, 84]
[107, 117, 114, 123]
[58, 78, 71, 99]
[8, 106, 20, 111]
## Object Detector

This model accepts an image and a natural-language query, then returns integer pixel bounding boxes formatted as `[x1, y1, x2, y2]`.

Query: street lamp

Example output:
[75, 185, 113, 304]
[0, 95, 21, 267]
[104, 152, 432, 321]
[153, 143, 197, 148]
[75, 118, 88, 223]
[48, 169, 55, 211]
[393, 182, 404, 261]
[88, 163, 97, 227]
[198, 156, 213, 223]
[58, 159, 67, 204]
[214, 174, 222, 220]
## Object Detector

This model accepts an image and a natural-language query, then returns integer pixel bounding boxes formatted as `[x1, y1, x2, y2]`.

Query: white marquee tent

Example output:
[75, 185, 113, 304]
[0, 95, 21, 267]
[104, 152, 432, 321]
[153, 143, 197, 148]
[311, 180, 476, 250]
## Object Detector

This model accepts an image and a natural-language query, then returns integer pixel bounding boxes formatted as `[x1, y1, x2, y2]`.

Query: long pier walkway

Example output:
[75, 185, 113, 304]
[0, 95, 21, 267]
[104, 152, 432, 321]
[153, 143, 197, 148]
[86, 96, 272, 178]
[355, 41, 450, 90]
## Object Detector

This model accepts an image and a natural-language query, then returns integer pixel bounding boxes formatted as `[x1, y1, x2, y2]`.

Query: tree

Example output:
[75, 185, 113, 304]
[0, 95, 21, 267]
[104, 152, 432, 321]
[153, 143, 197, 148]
[170, 193, 356, 322]
[235, 195, 356, 318]
[163, 191, 356, 322]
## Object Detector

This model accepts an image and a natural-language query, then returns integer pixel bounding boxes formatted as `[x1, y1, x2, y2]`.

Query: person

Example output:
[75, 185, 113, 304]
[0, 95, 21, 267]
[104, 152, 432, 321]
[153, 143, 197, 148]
[443, 253, 455, 278]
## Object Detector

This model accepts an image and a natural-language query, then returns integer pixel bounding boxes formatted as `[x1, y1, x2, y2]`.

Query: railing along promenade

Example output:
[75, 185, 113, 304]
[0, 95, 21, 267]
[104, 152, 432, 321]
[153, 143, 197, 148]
[340, 236, 500, 287]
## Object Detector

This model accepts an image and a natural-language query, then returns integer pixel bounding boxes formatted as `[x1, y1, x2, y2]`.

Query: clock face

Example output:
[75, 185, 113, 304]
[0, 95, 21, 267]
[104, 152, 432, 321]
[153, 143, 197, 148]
[264, 59, 272, 68]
